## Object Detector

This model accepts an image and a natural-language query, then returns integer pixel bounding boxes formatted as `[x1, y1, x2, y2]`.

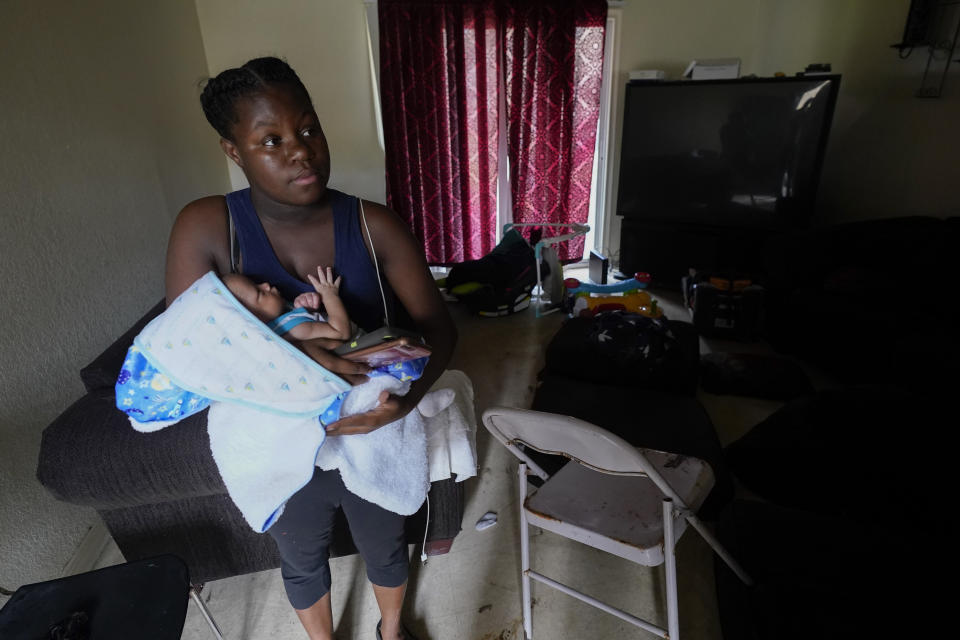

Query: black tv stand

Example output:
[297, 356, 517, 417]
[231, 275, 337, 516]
[618, 218, 784, 287]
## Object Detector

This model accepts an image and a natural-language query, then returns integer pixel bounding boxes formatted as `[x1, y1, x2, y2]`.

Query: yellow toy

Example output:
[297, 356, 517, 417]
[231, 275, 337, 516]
[571, 289, 663, 318]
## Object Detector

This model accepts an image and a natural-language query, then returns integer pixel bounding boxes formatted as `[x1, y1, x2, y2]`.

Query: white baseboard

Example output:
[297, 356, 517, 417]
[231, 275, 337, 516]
[61, 520, 111, 577]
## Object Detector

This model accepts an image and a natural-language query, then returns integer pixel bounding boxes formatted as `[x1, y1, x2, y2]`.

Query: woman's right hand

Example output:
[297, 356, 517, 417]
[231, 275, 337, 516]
[296, 338, 371, 385]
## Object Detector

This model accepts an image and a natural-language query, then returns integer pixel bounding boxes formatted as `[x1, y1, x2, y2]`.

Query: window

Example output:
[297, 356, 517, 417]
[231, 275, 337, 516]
[365, 0, 617, 261]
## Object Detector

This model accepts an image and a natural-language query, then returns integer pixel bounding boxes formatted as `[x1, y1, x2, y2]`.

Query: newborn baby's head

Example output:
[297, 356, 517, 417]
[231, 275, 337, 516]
[222, 273, 286, 323]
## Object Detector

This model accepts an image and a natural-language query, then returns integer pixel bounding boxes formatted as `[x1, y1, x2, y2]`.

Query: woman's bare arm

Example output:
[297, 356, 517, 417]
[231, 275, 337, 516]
[164, 196, 232, 305]
[323, 201, 457, 435]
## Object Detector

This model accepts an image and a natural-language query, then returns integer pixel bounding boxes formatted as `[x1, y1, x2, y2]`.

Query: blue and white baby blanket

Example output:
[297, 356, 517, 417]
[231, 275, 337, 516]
[116, 271, 351, 531]
[115, 271, 474, 533]
[116, 276, 426, 430]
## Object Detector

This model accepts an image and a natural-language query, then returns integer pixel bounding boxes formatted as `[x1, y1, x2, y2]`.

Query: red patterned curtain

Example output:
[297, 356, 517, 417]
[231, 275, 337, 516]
[379, 0, 499, 264]
[501, 0, 607, 261]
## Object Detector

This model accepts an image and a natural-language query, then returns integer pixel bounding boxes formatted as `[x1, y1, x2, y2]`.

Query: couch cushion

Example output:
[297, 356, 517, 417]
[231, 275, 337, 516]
[80, 300, 166, 393]
[700, 352, 813, 401]
[762, 216, 960, 390]
[37, 391, 225, 509]
[724, 386, 954, 525]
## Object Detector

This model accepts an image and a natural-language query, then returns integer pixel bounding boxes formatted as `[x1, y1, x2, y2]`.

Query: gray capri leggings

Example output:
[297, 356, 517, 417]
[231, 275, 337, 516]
[267, 467, 409, 609]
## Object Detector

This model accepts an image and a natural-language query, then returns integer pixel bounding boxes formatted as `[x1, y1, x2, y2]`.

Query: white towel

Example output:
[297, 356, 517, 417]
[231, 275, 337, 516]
[206, 402, 326, 531]
[316, 371, 478, 515]
[422, 370, 478, 483]
[316, 376, 427, 514]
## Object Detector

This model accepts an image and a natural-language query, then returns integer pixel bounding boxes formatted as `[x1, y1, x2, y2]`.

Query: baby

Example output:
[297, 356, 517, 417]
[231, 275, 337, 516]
[222, 266, 354, 342]
[116, 267, 426, 430]
[222, 267, 426, 427]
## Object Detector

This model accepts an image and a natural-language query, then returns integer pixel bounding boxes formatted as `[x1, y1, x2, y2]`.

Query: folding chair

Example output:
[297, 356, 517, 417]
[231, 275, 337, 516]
[481, 406, 752, 640]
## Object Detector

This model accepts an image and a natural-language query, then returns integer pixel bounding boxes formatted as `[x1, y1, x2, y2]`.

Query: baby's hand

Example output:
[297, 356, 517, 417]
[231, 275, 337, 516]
[307, 266, 342, 298]
[293, 291, 321, 310]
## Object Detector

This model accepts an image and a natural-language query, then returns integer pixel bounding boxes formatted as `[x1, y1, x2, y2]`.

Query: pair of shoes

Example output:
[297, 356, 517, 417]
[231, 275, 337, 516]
[376, 619, 420, 640]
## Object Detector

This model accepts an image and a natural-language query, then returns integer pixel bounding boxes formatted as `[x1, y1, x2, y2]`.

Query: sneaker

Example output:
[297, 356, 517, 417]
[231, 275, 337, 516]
[376, 619, 419, 640]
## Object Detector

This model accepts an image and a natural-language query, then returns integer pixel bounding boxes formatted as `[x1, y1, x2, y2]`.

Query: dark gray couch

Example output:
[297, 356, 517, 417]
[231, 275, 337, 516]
[37, 301, 465, 584]
[762, 215, 960, 395]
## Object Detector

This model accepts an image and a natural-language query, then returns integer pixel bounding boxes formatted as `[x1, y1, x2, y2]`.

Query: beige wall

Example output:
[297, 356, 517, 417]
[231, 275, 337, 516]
[0, 0, 228, 590]
[606, 0, 959, 257]
[752, 0, 960, 223]
[194, 0, 388, 202]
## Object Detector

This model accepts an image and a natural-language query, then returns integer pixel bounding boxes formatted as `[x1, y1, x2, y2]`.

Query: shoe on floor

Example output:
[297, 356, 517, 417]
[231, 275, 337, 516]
[376, 619, 420, 640]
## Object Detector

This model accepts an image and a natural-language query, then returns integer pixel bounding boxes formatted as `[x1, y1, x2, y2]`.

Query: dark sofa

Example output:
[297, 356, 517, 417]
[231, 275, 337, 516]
[711, 215, 960, 638]
[36, 301, 465, 584]
[716, 386, 955, 638]
[762, 215, 960, 394]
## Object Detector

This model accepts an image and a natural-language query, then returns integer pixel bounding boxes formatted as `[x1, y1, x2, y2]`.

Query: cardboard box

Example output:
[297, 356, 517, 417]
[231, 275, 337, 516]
[685, 58, 741, 80]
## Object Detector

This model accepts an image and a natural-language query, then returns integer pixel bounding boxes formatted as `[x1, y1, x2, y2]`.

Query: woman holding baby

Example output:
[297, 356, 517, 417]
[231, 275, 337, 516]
[165, 57, 455, 640]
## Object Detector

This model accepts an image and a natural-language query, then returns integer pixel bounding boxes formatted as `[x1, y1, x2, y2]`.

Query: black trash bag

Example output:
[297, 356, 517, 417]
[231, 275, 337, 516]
[542, 311, 700, 395]
[48, 612, 90, 640]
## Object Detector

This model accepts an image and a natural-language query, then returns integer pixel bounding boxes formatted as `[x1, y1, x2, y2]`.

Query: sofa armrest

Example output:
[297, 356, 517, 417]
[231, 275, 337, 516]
[38, 390, 468, 530]
[80, 300, 165, 393]
[37, 390, 225, 509]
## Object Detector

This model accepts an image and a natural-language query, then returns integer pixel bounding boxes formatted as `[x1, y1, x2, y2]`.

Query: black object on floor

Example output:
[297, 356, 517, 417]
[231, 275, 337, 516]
[761, 216, 960, 396]
[0, 555, 190, 640]
[716, 386, 956, 639]
[542, 312, 701, 396]
[723, 385, 954, 523]
[376, 618, 420, 640]
[682, 272, 765, 341]
[588, 249, 609, 284]
[714, 499, 951, 639]
[700, 352, 814, 401]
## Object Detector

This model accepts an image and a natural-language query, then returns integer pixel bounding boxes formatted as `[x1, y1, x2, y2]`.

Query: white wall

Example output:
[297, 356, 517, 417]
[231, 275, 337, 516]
[194, 0, 388, 203]
[0, 0, 228, 590]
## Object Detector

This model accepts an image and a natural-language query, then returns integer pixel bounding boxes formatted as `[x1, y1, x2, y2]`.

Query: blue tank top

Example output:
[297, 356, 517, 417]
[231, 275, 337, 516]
[225, 188, 397, 333]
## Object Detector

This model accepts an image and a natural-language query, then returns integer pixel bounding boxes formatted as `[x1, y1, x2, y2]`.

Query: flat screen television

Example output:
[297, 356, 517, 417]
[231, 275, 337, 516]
[616, 76, 840, 232]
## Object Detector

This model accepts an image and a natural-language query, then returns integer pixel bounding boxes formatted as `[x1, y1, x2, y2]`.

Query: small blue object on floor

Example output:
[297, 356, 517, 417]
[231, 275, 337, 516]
[0, 555, 190, 640]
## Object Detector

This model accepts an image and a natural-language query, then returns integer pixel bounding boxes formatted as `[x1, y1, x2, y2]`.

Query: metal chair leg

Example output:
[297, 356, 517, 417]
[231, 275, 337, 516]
[684, 512, 753, 586]
[663, 499, 680, 640]
[189, 584, 225, 639]
[519, 464, 533, 640]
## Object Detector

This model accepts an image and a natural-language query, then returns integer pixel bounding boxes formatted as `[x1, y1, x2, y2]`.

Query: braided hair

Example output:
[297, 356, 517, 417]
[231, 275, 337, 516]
[200, 57, 312, 140]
